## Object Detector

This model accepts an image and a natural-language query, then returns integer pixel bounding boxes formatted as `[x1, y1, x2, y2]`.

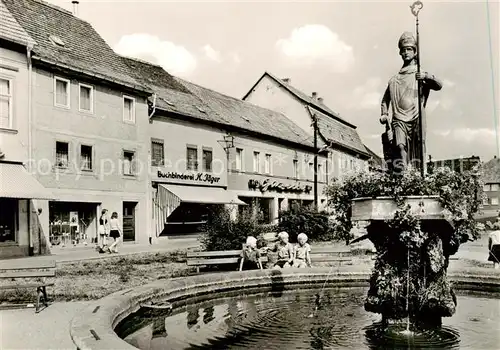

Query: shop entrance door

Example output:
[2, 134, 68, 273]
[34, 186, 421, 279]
[122, 202, 137, 241]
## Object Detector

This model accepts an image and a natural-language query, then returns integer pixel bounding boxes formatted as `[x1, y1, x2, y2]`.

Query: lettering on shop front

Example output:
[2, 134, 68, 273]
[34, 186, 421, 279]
[248, 179, 312, 194]
[157, 171, 220, 184]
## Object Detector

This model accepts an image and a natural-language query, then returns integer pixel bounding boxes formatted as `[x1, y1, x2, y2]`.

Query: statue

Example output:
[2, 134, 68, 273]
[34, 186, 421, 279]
[380, 31, 442, 172]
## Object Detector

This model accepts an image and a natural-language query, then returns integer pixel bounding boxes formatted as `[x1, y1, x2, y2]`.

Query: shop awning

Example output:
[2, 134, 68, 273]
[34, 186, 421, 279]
[0, 162, 55, 200]
[158, 184, 246, 205]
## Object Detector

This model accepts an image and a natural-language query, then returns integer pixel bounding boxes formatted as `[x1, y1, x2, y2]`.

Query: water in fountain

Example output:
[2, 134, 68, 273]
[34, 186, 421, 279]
[116, 286, 500, 349]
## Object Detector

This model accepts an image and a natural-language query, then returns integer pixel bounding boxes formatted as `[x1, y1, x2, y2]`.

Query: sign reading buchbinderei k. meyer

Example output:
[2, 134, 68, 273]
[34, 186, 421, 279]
[154, 169, 225, 186]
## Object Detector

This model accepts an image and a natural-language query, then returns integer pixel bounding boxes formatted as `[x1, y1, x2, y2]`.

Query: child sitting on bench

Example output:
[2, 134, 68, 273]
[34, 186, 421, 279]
[293, 233, 312, 268]
[268, 231, 294, 269]
[240, 236, 263, 271]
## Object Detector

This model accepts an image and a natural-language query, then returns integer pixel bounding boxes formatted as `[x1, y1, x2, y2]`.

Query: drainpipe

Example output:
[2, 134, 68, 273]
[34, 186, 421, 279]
[27, 46, 33, 171]
[27, 45, 34, 256]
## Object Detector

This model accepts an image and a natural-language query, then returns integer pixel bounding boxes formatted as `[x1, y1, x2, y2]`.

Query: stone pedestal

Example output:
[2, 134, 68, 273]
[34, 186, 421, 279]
[351, 196, 459, 329]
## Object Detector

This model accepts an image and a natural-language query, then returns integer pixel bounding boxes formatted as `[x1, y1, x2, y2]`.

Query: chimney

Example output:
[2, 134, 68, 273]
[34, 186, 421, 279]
[72, 0, 79, 16]
[311, 92, 317, 99]
[282, 78, 290, 84]
[318, 97, 324, 103]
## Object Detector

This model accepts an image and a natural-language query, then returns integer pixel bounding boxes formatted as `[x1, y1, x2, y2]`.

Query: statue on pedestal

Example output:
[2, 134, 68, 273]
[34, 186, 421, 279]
[380, 31, 442, 172]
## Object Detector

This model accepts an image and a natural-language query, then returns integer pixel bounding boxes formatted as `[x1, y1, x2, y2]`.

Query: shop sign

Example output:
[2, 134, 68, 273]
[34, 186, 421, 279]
[248, 179, 312, 194]
[157, 170, 221, 184]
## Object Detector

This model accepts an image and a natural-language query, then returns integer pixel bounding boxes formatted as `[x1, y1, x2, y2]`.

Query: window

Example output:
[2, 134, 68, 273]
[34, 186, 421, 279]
[187, 146, 198, 171]
[253, 151, 260, 172]
[235, 148, 243, 171]
[151, 140, 164, 166]
[492, 184, 500, 192]
[318, 163, 323, 181]
[483, 196, 489, 206]
[55, 141, 69, 168]
[203, 148, 213, 172]
[491, 197, 499, 205]
[80, 145, 93, 171]
[123, 96, 135, 123]
[54, 77, 70, 108]
[309, 162, 313, 173]
[484, 184, 491, 192]
[293, 159, 299, 178]
[0, 78, 13, 129]
[79, 83, 93, 113]
[123, 151, 136, 176]
[0, 198, 16, 243]
[264, 154, 272, 174]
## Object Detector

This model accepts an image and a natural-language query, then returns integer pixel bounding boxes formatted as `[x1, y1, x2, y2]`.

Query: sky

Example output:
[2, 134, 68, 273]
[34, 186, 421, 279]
[47, 0, 499, 162]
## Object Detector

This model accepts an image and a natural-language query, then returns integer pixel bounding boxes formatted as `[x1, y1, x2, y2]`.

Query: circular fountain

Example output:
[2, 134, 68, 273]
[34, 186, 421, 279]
[70, 267, 500, 350]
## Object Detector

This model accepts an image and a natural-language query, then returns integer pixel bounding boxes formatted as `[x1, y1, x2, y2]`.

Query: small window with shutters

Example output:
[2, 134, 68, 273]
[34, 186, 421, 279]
[151, 139, 164, 166]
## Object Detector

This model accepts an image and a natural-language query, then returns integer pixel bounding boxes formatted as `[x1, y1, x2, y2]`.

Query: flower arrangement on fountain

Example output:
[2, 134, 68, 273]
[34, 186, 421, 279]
[326, 167, 484, 328]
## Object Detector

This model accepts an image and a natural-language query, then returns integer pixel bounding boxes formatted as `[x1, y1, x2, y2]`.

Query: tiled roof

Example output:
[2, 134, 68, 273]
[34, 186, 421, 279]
[310, 107, 369, 156]
[176, 78, 315, 147]
[121, 56, 314, 147]
[0, 0, 35, 47]
[244, 71, 355, 128]
[1, 0, 149, 92]
[121, 56, 228, 124]
[122, 57, 313, 147]
[480, 157, 499, 183]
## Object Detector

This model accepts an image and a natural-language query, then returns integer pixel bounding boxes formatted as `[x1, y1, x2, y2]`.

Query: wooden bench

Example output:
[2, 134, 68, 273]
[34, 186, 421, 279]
[0, 258, 56, 313]
[186, 246, 358, 273]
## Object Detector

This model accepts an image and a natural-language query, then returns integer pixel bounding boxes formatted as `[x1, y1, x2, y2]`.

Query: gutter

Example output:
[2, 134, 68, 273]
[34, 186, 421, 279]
[31, 56, 153, 95]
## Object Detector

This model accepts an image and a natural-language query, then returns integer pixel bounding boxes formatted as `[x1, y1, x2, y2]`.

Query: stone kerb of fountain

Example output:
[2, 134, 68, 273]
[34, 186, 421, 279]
[70, 266, 500, 350]
[351, 195, 459, 329]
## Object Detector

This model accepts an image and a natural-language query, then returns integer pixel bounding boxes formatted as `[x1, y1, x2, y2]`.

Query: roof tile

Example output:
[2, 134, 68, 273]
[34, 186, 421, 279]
[0, 0, 35, 47]
[121, 56, 314, 147]
[2, 0, 148, 91]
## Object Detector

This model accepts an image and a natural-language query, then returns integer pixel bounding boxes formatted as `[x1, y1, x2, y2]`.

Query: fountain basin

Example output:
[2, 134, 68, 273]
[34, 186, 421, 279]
[351, 195, 444, 221]
[70, 268, 500, 350]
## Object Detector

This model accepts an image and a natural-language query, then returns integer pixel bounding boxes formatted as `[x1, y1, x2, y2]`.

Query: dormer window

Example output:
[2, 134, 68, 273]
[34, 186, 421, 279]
[49, 35, 65, 47]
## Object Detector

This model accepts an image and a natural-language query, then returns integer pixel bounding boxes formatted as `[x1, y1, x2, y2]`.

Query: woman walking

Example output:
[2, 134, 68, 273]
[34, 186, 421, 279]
[97, 209, 109, 253]
[108, 212, 122, 253]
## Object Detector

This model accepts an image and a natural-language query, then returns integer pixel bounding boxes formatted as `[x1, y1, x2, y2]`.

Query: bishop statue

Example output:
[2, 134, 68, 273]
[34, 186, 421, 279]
[380, 31, 442, 172]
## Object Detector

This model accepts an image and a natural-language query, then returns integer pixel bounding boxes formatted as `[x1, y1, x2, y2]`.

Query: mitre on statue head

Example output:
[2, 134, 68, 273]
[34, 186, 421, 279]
[398, 31, 417, 50]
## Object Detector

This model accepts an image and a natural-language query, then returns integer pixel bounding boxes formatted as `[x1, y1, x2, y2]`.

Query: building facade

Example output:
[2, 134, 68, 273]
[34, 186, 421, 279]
[481, 156, 500, 213]
[0, 0, 153, 257]
[242, 72, 372, 176]
[123, 58, 328, 236]
[0, 0, 53, 258]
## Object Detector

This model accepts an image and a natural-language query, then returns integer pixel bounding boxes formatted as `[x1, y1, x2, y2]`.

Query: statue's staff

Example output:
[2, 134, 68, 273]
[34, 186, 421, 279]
[411, 1, 425, 176]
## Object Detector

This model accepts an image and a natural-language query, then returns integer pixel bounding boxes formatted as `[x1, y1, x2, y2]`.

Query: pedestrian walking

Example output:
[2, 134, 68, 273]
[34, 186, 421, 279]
[97, 209, 109, 253]
[488, 229, 500, 269]
[108, 212, 122, 253]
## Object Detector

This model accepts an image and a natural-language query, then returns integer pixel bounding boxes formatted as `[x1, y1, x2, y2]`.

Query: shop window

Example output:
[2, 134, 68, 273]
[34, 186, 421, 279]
[151, 139, 164, 166]
[0, 198, 16, 243]
[203, 148, 213, 172]
[186, 146, 198, 171]
[55, 141, 69, 168]
[80, 145, 93, 171]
